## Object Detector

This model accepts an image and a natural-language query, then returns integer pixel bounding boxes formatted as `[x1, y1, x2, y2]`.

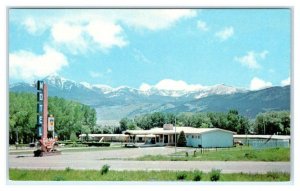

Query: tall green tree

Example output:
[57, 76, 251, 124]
[151, 112, 165, 127]
[177, 131, 187, 147]
[253, 111, 290, 135]
[9, 92, 97, 143]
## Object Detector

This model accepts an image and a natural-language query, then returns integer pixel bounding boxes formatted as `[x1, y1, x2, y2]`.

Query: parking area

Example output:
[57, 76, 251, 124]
[8, 147, 290, 173]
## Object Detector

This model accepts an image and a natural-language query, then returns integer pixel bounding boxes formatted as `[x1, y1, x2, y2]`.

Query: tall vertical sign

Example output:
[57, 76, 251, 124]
[34, 80, 59, 156]
[36, 80, 48, 139]
[36, 81, 43, 138]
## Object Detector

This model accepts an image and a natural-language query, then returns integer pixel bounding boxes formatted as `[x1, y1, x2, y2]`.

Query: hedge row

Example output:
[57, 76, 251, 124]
[56, 140, 111, 147]
[83, 142, 111, 147]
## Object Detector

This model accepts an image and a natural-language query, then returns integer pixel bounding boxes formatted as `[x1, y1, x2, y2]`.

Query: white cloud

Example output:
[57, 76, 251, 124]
[250, 77, 272, 90]
[234, 50, 269, 69]
[139, 83, 152, 91]
[51, 22, 88, 54]
[17, 9, 197, 54]
[50, 20, 126, 54]
[140, 79, 204, 91]
[86, 20, 127, 49]
[215, 26, 234, 41]
[22, 17, 51, 35]
[197, 20, 208, 31]
[121, 9, 197, 30]
[281, 77, 290, 86]
[23, 17, 38, 34]
[9, 46, 68, 82]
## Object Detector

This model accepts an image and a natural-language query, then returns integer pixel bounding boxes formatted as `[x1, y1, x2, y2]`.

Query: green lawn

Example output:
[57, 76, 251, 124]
[135, 147, 290, 161]
[9, 168, 290, 181]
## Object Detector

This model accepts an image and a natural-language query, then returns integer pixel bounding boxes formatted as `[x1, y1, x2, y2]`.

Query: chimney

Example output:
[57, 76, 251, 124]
[163, 124, 173, 130]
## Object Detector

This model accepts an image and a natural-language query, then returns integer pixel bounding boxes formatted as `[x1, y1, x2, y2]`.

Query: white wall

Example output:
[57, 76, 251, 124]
[186, 134, 202, 147]
[186, 130, 233, 148]
[202, 131, 233, 148]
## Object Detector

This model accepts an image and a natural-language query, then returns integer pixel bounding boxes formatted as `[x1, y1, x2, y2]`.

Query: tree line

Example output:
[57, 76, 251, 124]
[9, 92, 96, 144]
[118, 110, 290, 135]
[9, 92, 290, 144]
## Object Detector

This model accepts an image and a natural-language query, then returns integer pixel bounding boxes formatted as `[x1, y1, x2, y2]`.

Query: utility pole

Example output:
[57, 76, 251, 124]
[263, 117, 266, 135]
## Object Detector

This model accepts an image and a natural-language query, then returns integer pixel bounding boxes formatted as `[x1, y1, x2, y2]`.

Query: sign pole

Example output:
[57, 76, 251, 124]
[42, 83, 48, 140]
[34, 80, 60, 157]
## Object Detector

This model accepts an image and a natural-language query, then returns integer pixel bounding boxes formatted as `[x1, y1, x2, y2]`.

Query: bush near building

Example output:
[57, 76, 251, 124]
[177, 131, 187, 147]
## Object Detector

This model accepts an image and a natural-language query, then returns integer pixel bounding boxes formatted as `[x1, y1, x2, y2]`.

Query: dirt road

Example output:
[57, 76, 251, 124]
[8, 147, 290, 173]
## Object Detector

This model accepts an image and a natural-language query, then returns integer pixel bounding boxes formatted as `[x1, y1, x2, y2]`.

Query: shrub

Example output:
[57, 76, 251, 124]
[52, 175, 65, 181]
[176, 172, 187, 180]
[84, 142, 111, 147]
[210, 169, 221, 181]
[65, 167, 72, 172]
[70, 132, 78, 142]
[193, 170, 203, 181]
[100, 164, 110, 175]
[177, 131, 187, 147]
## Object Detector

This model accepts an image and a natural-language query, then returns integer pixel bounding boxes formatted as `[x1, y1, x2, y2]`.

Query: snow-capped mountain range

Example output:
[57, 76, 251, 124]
[9, 75, 290, 124]
[41, 75, 246, 98]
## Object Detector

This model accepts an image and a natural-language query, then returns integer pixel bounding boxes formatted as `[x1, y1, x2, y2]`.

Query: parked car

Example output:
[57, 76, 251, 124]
[234, 141, 243, 146]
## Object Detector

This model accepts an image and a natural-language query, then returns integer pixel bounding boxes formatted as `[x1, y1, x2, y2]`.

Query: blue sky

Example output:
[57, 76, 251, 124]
[9, 9, 291, 90]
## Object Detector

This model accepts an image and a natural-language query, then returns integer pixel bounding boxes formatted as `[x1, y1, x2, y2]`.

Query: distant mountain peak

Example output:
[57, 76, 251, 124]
[44, 74, 74, 83]
[42, 74, 81, 91]
[79, 81, 93, 89]
[114, 85, 132, 91]
[92, 84, 114, 94]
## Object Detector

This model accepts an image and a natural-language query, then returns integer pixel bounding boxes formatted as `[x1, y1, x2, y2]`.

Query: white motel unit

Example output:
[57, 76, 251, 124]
[124, 124, 235, 148]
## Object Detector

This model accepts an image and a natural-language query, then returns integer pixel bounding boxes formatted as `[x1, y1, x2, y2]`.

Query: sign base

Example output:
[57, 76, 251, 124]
[33, 149, 61, 157]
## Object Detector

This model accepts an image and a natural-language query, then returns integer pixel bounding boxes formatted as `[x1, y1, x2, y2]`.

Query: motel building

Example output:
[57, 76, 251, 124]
[80, 124, 236, 148]
[124, 124, 235, 148]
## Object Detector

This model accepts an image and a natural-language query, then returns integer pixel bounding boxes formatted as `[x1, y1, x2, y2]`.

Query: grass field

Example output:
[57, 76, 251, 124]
[9, 168, 290, 181]
[135, 147, 290, 161]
